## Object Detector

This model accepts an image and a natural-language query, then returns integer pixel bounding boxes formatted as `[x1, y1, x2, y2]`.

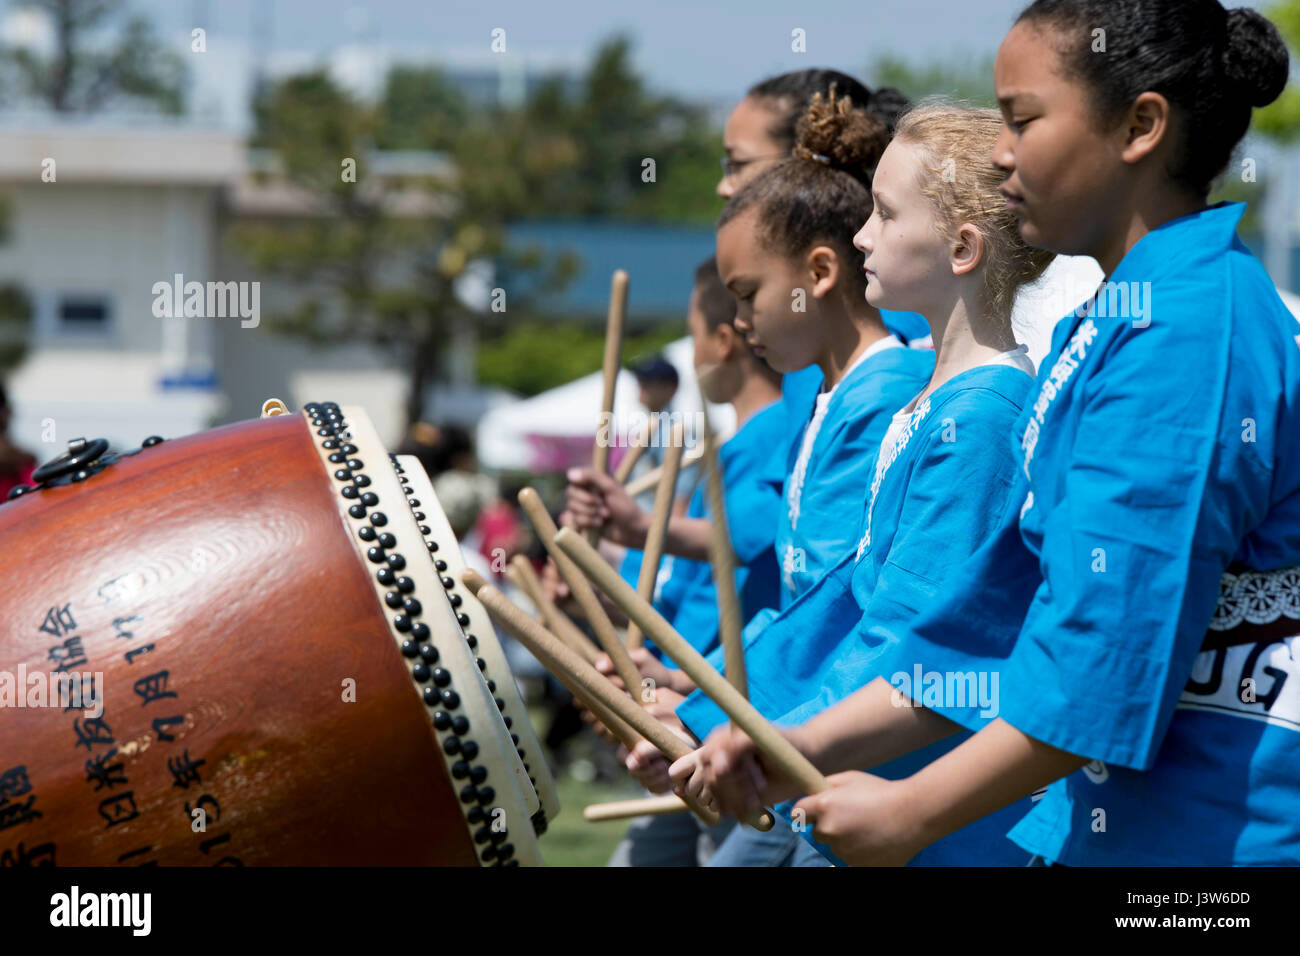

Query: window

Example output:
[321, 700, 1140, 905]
[58, 297, 109, 329]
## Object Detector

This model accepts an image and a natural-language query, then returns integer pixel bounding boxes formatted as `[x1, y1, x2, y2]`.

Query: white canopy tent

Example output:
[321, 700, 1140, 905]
[476, 336, 736, 474]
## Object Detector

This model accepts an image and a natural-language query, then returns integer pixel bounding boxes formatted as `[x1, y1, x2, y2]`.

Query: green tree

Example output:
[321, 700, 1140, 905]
[241, 38, 725, 423]
[372, 38, 721, 226]
[1254, 0, 1300, 142]
[870, 53, 997, 106]
[235, 71, 574, 430]
[509, 36, 720, 223]
[0, 284, 33, 372]
[0, 0, 184, 113]
[0, 196, 31, 371]
[373, 66, 468, 152]
[476, 319, 682, 397]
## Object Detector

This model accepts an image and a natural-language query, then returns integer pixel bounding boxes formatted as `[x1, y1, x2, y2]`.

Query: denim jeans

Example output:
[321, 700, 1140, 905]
[607, 804, 737, 866]
[706, 820, 834, 867]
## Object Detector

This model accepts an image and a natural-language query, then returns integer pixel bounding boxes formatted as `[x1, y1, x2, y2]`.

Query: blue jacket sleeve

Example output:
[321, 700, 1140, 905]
[998, 321, 1252, 770]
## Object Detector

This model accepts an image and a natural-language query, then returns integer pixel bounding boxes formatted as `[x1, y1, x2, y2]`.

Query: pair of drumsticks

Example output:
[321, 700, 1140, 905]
[465, 270, 832, 835]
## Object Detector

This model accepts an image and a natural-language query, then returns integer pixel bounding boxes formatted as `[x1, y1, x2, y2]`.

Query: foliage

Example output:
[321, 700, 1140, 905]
[0, 0, 184, 113]
[1254, 1, 1300, 142]
[242, 35, 722, 424]
[476, 317, 684, 397]
[373, 66, 469, 152]
[235, 70, 574, 428]
[0, 283, 33, 372]
[514, 36, 720, 223]
[870, 53, 997, 107]
[367, 36, 721, 225]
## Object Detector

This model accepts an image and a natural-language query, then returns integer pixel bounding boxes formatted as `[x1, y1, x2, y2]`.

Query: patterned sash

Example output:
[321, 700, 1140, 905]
[1180, 564, 1300, 730]
[1202, 564, 1300, 651]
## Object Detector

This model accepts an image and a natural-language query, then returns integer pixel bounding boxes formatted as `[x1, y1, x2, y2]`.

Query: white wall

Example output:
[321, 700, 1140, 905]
[0, 182, 221, 360]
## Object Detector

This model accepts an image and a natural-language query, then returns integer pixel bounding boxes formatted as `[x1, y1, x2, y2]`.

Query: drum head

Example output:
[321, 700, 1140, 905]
[0, 402, 546, 866]
[308, 404, 545, 865]
[394, 455, 560, 827]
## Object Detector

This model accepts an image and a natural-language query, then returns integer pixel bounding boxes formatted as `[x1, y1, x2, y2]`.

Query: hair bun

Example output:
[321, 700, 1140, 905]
[792, 84, 890, 186]
[1222, 7, 1289, 108]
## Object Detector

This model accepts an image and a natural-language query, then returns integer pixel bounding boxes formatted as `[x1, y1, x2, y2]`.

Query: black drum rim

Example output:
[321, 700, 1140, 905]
[32, 437, 110, 484]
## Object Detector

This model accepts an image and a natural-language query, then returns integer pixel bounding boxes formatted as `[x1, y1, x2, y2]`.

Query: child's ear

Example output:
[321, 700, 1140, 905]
[806, 245, 840, 298]
[951, 223, 983, 277]
[1121, 91, 1172, 167]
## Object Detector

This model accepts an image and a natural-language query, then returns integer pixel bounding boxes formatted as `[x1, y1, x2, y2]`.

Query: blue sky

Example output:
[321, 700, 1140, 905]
[130, 0, 1032, 99]
[51, 0, 1268, 101]
[0, 0, 1271, 128]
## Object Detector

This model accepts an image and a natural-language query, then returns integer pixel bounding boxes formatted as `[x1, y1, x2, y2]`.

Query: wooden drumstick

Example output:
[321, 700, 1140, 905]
[588, 269, 629, 546]
[625, 422, 685, 650]
[517, 487, 644, 699]
[463, 572, 727, 828]
[503, 560, 529, 594]
[502, 559, 579, 654]
[624, 445, 704, 498]
[507, 554, 602, 665]
[484, 608, 718, 828]
[584, 794, 692, 822]
[698, 410, 747, 696]
[547, 670, 720, 827]
[466, 571, 638, 748]
[468, 572, 774, 832]
[553, 527, 830, 797]
[612, 422, 651, 484]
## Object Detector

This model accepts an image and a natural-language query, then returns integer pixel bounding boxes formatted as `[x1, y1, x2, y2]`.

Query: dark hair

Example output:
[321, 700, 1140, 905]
[397, 423, 473, 476]
[693, 257, 737, 331]
[747, 69, 910, 148]
[718, 85, 888, 301]
[632, 355, 679, 387]
[1018, 0, 1289, 196]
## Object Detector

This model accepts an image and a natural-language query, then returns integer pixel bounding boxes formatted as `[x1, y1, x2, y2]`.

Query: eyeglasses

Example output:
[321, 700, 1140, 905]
[720, 153, 788, 180]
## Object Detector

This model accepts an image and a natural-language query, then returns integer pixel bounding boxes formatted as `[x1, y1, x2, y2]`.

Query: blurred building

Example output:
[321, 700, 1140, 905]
[0, 118, 488, 453]
[0, 6, 722, 463]
[0, 119, 237, 452]
[0, 113, 718, 467]
[503, 221, 714, 321]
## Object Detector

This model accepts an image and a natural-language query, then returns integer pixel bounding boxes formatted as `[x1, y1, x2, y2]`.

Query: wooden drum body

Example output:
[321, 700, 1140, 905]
[0, 402, 546, 866]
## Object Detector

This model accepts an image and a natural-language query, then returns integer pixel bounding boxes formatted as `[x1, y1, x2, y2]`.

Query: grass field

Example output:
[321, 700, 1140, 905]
[527, 705, 645, 867]
[539, 770, 644, 867]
